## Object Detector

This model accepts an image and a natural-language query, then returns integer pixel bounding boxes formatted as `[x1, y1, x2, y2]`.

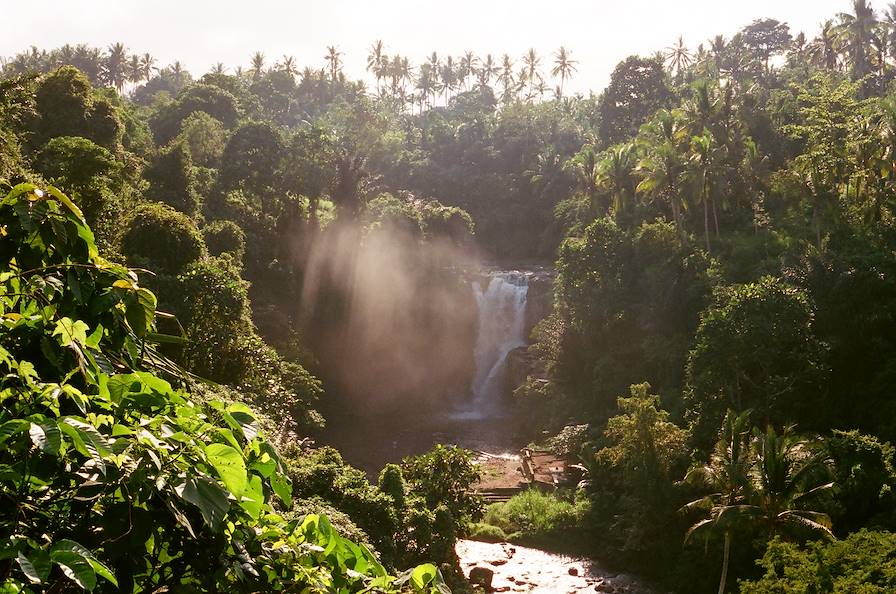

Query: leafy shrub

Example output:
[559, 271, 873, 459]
[144, 140, 199, 216]
[401, 445, 483, 524]
[483, 489, 578, 539]
[467, 523, 508, 543]
[121, 202, 207, 275]
[203, 219, 246, 260]
[739, 531, 896, 593]
[420, 201, 475, 245]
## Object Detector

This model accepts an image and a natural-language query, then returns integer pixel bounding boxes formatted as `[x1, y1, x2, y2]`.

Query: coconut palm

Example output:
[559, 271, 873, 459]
[807, 20, 841, 70]
[139, 53, 157, 82]
[104, 42, 128, 92]
[636, 109, 689, 237]
[211, 62, 227, 75]
[127, 54, 143, 85]
[709, 35, 727, 78]
[460, 51, 477, 90]
[838, 0, 879, 84]
[551, 46, 577, 97]
[168, 61, 187, 87]
[477, 53, 499, 87]
[325, 46, 343, 83]
[685, 418, 834, 594]
[598, 143, 639, 220]
[683, 410, 753, 594]
[278, 55, 298, 77]
[250, 51, 266, 80]
[687, 133, 723, 252]
[523, 48, 541, 97]
[367, 40, 385, 92]
[416, 63, 436, 109]
[665, 36, 693, 79]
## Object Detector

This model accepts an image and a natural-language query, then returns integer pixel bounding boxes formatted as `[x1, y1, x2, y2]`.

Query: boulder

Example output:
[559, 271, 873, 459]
[470, 566, 495, 590]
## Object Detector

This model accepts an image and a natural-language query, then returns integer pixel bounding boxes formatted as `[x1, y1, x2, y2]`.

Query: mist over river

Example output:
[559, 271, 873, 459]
[317, 268, 546, 474]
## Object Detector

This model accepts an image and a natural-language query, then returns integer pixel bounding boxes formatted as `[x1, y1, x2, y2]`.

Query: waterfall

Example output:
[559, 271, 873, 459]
[458, 271, 529, 419]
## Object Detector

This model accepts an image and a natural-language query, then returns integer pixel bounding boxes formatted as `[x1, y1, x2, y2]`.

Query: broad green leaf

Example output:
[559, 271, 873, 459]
[86, 557, 117, 587]
[176, 475, 230, 529]
[46, 185, 84, 221]
[29, 422, 61, 455]
[239, 474, 265, 518]
[51, 551, 96, 590]
[204, 443, 247, 498]
[0, 420, 29, 446]
[59, 418, 112, 475]
[53, 318, 90, 348]
[270, 470, 292, 508]
[410, 563, 438, 590]
[17, 550, 51, 584]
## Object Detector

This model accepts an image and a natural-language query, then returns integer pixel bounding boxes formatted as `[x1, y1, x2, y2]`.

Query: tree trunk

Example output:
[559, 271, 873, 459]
[703, 183, 711, 253]
[718, 531, 731, 594]
[712, 198, 720, 238]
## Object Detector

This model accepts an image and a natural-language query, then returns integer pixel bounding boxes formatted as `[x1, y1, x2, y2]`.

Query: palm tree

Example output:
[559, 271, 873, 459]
[416, 63, 436, 109]
[709, 35, 727, 78]
[477, 53, 499, 87]
[498, 54, 515, 102]
[636, 109, 689, 238]
[127, 54, 143, 85]
[665, 36, 693, 79]
[169, 61, 187, 86]
[807, 20, 840, 70]
[325, 46, 343, 83]
[884, 2, 896, 62]
[211, 62, 227, 75]
[523, 48, 541, 98]
[104, 42, 128, 92]
[278, 55, 298, 77]
[838, 0, 879, 85]
[140, 53, 157, 82]
[460, 51, 477, 90]
[685, 419, 834, 594]
[683, 410, 753, 594]
[551, 46, 577, 97]
[597, 143, 639, 221]
[250, 51, 266, 80]
[367, 40, 385, 92]
[440, 55, 457, 102]
[564, 143, 601, 211]
[533, 75, 548, 101]
[687, 133, 721, 253]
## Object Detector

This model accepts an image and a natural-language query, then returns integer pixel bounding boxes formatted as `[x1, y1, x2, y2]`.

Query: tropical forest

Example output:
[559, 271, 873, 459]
[2, 0, 896, 592]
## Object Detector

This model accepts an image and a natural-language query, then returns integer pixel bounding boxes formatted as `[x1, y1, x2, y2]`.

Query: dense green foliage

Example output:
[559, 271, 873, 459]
[0, 185, 449, 592]
[5, 3, 896, 591]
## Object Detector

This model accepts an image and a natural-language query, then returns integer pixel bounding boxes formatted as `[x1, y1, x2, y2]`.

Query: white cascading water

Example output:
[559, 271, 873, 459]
[456, 271, 529, 419]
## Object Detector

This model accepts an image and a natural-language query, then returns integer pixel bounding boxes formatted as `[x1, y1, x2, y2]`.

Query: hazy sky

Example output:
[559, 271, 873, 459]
[0, 0, 874, 94]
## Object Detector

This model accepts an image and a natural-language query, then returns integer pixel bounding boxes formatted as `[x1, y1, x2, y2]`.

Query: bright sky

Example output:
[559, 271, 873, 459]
[0, 0, 875, 94]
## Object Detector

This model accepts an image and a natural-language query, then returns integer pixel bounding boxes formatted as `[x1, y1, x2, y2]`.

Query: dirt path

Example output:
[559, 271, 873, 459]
[455, 540, 660, 594]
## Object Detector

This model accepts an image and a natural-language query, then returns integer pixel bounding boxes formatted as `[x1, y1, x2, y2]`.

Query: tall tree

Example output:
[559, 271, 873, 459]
[250, 51, 266, 81]
[367, 40, 385, 93]
[665, 36, 693, 79]
[551, 46, 577, 97]
[325, 46, 343, 83]
[104, 42, 128, 92]
[838, 0, 879, 86]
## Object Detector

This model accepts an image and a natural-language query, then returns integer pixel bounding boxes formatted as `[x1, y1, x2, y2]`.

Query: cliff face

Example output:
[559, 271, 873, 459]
[523, 270, 554, 341]
[505, 269, 554, 396]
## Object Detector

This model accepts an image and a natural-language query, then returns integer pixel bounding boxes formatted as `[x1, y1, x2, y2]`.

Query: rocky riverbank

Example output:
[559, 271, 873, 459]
[456, 540, 663, 594]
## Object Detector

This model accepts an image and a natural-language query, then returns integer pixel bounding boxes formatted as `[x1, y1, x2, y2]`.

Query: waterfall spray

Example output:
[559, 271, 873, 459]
[457, 271, 529, 419]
